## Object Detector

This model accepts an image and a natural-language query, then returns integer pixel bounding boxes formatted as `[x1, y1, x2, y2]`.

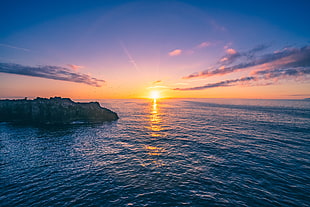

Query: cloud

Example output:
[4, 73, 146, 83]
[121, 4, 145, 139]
[226, 48, 237, 55]
[0, 43, 30, 52]
[219, 48, 241, 64]
[170, 41, 214, 57]
[0, 62, 105, 87]
[175, 47, 310, 91]
[247, 44, 270, 56]
[196, 42, 211, 49]
[67, 64, 84, 71]
[174, 76, 256, 91]
[152, 80, 162, 84]
[209, 20, 227, 32]
[174, 66, 310, 91]
[148, 85, 169, 89]
[176, 45, 310, 91]
[219, 44, 269, 65]
[169, 49, 182, 56]
[254, 67, 310, 80]
[183, 45, 308, 79]
[289, 94, 310, 97]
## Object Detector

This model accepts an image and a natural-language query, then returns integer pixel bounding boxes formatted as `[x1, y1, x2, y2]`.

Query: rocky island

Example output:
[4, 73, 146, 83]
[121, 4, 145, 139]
[0, 97, 119, 124]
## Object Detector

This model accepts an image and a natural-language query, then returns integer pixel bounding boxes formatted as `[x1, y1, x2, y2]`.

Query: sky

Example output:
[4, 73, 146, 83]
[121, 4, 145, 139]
[0, 0, 309, 99]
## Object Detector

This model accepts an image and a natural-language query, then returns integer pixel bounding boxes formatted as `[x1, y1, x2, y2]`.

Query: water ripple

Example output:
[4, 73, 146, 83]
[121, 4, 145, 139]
[1, 99, 309, 206]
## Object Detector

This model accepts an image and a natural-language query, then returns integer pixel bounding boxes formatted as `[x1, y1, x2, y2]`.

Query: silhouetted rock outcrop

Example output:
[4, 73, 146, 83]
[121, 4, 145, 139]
[0, 97, 118, 124]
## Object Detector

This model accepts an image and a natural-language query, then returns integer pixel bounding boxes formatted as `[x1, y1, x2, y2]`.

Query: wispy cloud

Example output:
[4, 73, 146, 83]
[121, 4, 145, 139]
[289, 94, 310, 97]
[218, 44, 268, 64]
[175, 66, 309, 91]
[0, 62, 105, 87]
[209, 20, 227, 32]
[219, 47, 241, 64]
[183, 45, 307, 79]
[0, 43, 30, 52]
[226, 48, 237, 55]
[174, 77, 255, 91]
[148, 85, 169, 89]
[67, 64, 84, 71]
[176, 45, 310, 91]
[152, 80, 162, 84]
[175, 66, 310, 91]
[254, 67, 310, 80]
[169, 41, 214, 57]
[196, 41, 211, 49]
[169, 49, 182, 56]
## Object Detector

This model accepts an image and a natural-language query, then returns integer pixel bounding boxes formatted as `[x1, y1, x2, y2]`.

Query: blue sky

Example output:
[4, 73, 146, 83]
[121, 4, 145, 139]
[0, 0, 309, 98]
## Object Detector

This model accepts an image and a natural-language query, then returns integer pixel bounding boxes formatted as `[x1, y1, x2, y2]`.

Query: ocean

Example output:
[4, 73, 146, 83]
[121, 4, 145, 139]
[1, 99, 309, 206]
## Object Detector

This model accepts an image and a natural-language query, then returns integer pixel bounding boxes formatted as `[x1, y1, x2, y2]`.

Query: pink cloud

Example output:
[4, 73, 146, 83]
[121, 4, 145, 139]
[226, 48, 237, 55]
[67, 64, 84, 71]
[197, 42, 211, 49]
[220, 57, 229, 62]
[169, 49, 182, 56]
[177, 45, 310, 91]
[183, 45, 306, 79]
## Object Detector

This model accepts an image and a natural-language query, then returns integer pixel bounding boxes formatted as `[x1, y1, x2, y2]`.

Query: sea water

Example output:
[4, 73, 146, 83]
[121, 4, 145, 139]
[1, 99, 309, 206]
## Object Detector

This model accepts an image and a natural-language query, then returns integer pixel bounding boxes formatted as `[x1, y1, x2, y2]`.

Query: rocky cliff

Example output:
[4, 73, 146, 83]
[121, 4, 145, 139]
[0, 97, 119, 124]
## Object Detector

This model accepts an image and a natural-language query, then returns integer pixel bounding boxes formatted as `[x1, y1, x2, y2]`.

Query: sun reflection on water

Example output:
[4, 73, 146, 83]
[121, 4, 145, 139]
[150, 99, 162, 135]
[145, 145, 165, 156]
[152, 99, 157, 113]
[143, 99, 166, 168]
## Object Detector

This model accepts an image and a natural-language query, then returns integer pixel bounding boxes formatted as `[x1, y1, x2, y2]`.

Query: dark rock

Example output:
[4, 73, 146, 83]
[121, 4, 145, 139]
[0, 97, 119, 124]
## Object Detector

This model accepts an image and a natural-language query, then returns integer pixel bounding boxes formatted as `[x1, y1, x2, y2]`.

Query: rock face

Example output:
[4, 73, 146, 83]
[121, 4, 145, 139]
[0, 97, 119, 124]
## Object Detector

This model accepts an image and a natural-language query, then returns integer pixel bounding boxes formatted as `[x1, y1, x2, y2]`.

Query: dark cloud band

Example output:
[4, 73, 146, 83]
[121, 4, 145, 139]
[0, 63, 105, 87]
[175, 67, 310, 91]
[174, 77, 255, 91]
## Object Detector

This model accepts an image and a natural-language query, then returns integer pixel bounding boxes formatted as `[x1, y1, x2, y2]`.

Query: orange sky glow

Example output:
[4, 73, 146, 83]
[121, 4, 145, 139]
[0, 1, 309, 99]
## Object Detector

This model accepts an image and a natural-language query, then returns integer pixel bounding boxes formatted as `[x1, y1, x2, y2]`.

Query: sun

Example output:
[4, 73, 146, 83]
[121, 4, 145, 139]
[150, 90, 160, 100]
